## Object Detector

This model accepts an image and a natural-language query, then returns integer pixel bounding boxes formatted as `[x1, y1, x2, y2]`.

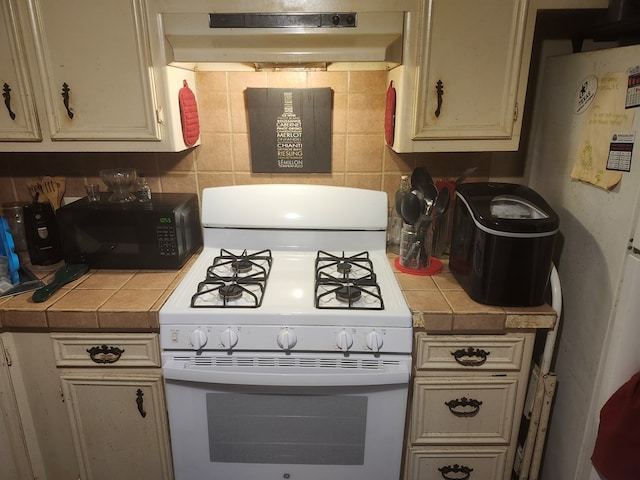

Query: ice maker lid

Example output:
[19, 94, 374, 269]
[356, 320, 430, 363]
[456, 183, 559, 236]
[490, 195, 548, 220]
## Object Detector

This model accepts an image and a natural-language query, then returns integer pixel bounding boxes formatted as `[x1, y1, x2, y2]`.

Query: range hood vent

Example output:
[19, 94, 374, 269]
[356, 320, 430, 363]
[162, 11, 405, 69]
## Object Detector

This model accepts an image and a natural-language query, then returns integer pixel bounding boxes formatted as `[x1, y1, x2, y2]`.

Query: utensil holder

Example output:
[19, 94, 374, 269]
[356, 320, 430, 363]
[399, 221, 433, 270]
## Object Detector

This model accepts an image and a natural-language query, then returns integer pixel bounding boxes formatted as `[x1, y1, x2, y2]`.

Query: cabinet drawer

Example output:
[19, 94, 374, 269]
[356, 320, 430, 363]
[51, 333, 160, 367]
[410, 377, 518, 445]
[415, 334, 527, 372]
[407, 446, 507, 480]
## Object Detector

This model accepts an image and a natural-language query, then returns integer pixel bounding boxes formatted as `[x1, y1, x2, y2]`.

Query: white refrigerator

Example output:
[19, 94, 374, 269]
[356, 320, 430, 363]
[527, 44, 640, 480]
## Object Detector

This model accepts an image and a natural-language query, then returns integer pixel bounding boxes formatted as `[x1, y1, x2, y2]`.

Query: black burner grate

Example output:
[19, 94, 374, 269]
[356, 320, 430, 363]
[314, 251, 384, 310]
[191, 249, 272, 308]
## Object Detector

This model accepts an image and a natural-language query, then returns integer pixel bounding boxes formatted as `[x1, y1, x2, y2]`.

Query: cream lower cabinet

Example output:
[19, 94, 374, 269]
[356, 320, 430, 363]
[52, 333, 174, 480]
[405, 332, 534, 480]
[0, 334, 34, 480]
[1, 332, 80, 480]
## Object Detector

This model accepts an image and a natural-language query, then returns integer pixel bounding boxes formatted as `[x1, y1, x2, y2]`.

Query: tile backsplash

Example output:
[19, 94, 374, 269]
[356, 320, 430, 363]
[0, 70, 516, 210]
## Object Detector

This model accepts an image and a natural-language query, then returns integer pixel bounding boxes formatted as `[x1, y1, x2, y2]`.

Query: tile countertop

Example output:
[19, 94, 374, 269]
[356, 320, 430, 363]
[390, 254, 557, 332]
[0, 253, 556, 332]
[0, 255, 196, 331]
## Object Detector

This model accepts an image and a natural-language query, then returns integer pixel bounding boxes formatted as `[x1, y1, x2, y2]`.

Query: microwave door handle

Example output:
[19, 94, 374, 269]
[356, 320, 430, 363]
[179, 212, 186, 253]
[162, 362, 409, 387]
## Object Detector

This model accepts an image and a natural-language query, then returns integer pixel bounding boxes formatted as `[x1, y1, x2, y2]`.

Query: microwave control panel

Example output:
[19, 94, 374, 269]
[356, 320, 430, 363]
[156, 224, 178, 256]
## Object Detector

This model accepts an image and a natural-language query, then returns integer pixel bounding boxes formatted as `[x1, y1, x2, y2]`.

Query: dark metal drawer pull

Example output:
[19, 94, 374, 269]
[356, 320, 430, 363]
[435, 79, 444, 117]
[438, 464, 473, 480]
[86, 345, 125, 364]
[61, 83, 74, 119]
[3, 83, 16, 120]
[136, 389, 146, 418]
[445, 396, 483, 417]
[451, 346, 490, 367]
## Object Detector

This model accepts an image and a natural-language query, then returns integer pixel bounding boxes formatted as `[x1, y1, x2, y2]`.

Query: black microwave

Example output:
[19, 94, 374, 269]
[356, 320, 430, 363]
[56, 193, 202, 270]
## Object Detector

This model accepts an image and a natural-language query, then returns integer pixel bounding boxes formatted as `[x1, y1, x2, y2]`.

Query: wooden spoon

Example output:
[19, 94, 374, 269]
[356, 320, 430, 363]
[27, 181, 47, 203]
[41, 176, 61, 211]
[53, 176, 66, 207]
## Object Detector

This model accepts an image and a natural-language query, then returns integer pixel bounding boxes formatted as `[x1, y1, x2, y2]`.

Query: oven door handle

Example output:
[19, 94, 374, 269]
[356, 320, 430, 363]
[162, 363, 410, 387]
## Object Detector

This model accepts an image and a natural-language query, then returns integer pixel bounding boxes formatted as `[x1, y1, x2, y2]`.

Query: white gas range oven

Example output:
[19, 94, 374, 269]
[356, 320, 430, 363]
[159, 184, 413, 480]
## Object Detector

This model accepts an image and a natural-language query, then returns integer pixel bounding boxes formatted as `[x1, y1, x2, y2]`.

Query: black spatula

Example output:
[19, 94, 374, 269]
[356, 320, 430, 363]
[32, 263, 89, 303]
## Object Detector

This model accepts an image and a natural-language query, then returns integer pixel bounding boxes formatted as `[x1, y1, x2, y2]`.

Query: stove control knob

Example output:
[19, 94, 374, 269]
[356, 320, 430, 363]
[277, 328, 297, 350]
[220, 328, 238, 349]
[366, 331, 384, 352]
[336, 329, 353, 352]
[188, 328, 208, 350]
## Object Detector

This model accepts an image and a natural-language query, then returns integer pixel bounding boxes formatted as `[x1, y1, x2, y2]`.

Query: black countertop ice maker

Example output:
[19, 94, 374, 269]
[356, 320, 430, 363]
[449, 183, 559, 307]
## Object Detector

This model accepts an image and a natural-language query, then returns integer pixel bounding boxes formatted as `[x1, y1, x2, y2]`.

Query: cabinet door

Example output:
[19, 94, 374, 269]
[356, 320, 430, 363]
[0, 336, 34, 480]
[0, 0, 40, 141]
[60, 371, 173, 480]
[414, 0, 527, 140]
[28, 0, 160, 141]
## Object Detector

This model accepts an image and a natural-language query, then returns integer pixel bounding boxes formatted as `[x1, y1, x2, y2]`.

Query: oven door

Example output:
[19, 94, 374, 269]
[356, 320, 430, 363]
[162, 351, 411, 480]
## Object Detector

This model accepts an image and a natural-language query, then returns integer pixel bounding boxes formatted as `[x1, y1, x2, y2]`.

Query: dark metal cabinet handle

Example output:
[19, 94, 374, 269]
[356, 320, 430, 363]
[86, 345, 125, 364]
[3, 83, 16, 120]
[451, 346, 490, 367]
[136, 389, 146, 418]
[435, 80, 444, 117]
[438, 464, 473, 480]
[445, 397, 483, 417]
[61, 82, 74, 119]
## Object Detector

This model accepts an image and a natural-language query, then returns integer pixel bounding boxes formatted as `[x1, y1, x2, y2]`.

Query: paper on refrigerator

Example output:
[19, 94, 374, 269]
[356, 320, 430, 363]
[570, 72, 636, 190]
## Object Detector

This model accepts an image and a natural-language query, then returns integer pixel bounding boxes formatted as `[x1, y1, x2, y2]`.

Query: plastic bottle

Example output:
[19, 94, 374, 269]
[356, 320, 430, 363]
[388, 174, 410, 254]
[137, 173, 152, 202]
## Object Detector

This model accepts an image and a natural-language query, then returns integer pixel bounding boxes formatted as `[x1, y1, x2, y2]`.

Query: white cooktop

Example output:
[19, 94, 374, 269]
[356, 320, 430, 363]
[160, 248, 409, 326]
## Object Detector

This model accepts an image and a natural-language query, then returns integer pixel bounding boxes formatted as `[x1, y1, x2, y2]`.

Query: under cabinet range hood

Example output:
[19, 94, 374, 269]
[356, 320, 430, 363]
[159, 4, 409, 70]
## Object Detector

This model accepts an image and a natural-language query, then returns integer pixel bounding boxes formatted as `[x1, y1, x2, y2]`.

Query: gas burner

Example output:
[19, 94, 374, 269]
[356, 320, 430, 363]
[335, 284, 362, 303]
[336, 261, 352, 274]
[219, 284, 244, 301]
[190, 249, 272, 308]
[314, 251, 384, 310]
[232, 258, 253, 274]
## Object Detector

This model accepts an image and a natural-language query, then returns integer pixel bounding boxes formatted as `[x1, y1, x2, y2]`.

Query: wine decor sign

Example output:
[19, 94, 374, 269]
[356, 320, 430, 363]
[246, 88, 332, 173]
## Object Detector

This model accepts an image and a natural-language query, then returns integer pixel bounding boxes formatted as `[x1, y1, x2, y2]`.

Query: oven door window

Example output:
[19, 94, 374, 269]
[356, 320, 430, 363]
[206, 393, 367, 465]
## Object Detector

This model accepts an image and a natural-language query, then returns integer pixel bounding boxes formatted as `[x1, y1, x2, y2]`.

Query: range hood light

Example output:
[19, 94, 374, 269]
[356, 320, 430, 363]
[253, 62, 328, 72]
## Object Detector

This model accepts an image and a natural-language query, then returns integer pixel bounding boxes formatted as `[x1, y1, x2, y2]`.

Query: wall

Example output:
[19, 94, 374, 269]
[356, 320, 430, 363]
[0, 69, 501, 211]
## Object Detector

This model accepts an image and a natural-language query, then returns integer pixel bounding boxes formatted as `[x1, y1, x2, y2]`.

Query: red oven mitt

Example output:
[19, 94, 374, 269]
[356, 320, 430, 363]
[178, 80, 200, 147]
[591, 370, 640, 479]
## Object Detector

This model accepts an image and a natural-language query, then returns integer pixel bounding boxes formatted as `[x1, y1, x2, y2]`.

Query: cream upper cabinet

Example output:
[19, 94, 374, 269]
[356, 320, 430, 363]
[415, 0, 527, 140]
[0, 0, 198, 152]
[389, 0, 532, 152]
[27, 0, 160, 141]
[0, 0, 40, 141]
